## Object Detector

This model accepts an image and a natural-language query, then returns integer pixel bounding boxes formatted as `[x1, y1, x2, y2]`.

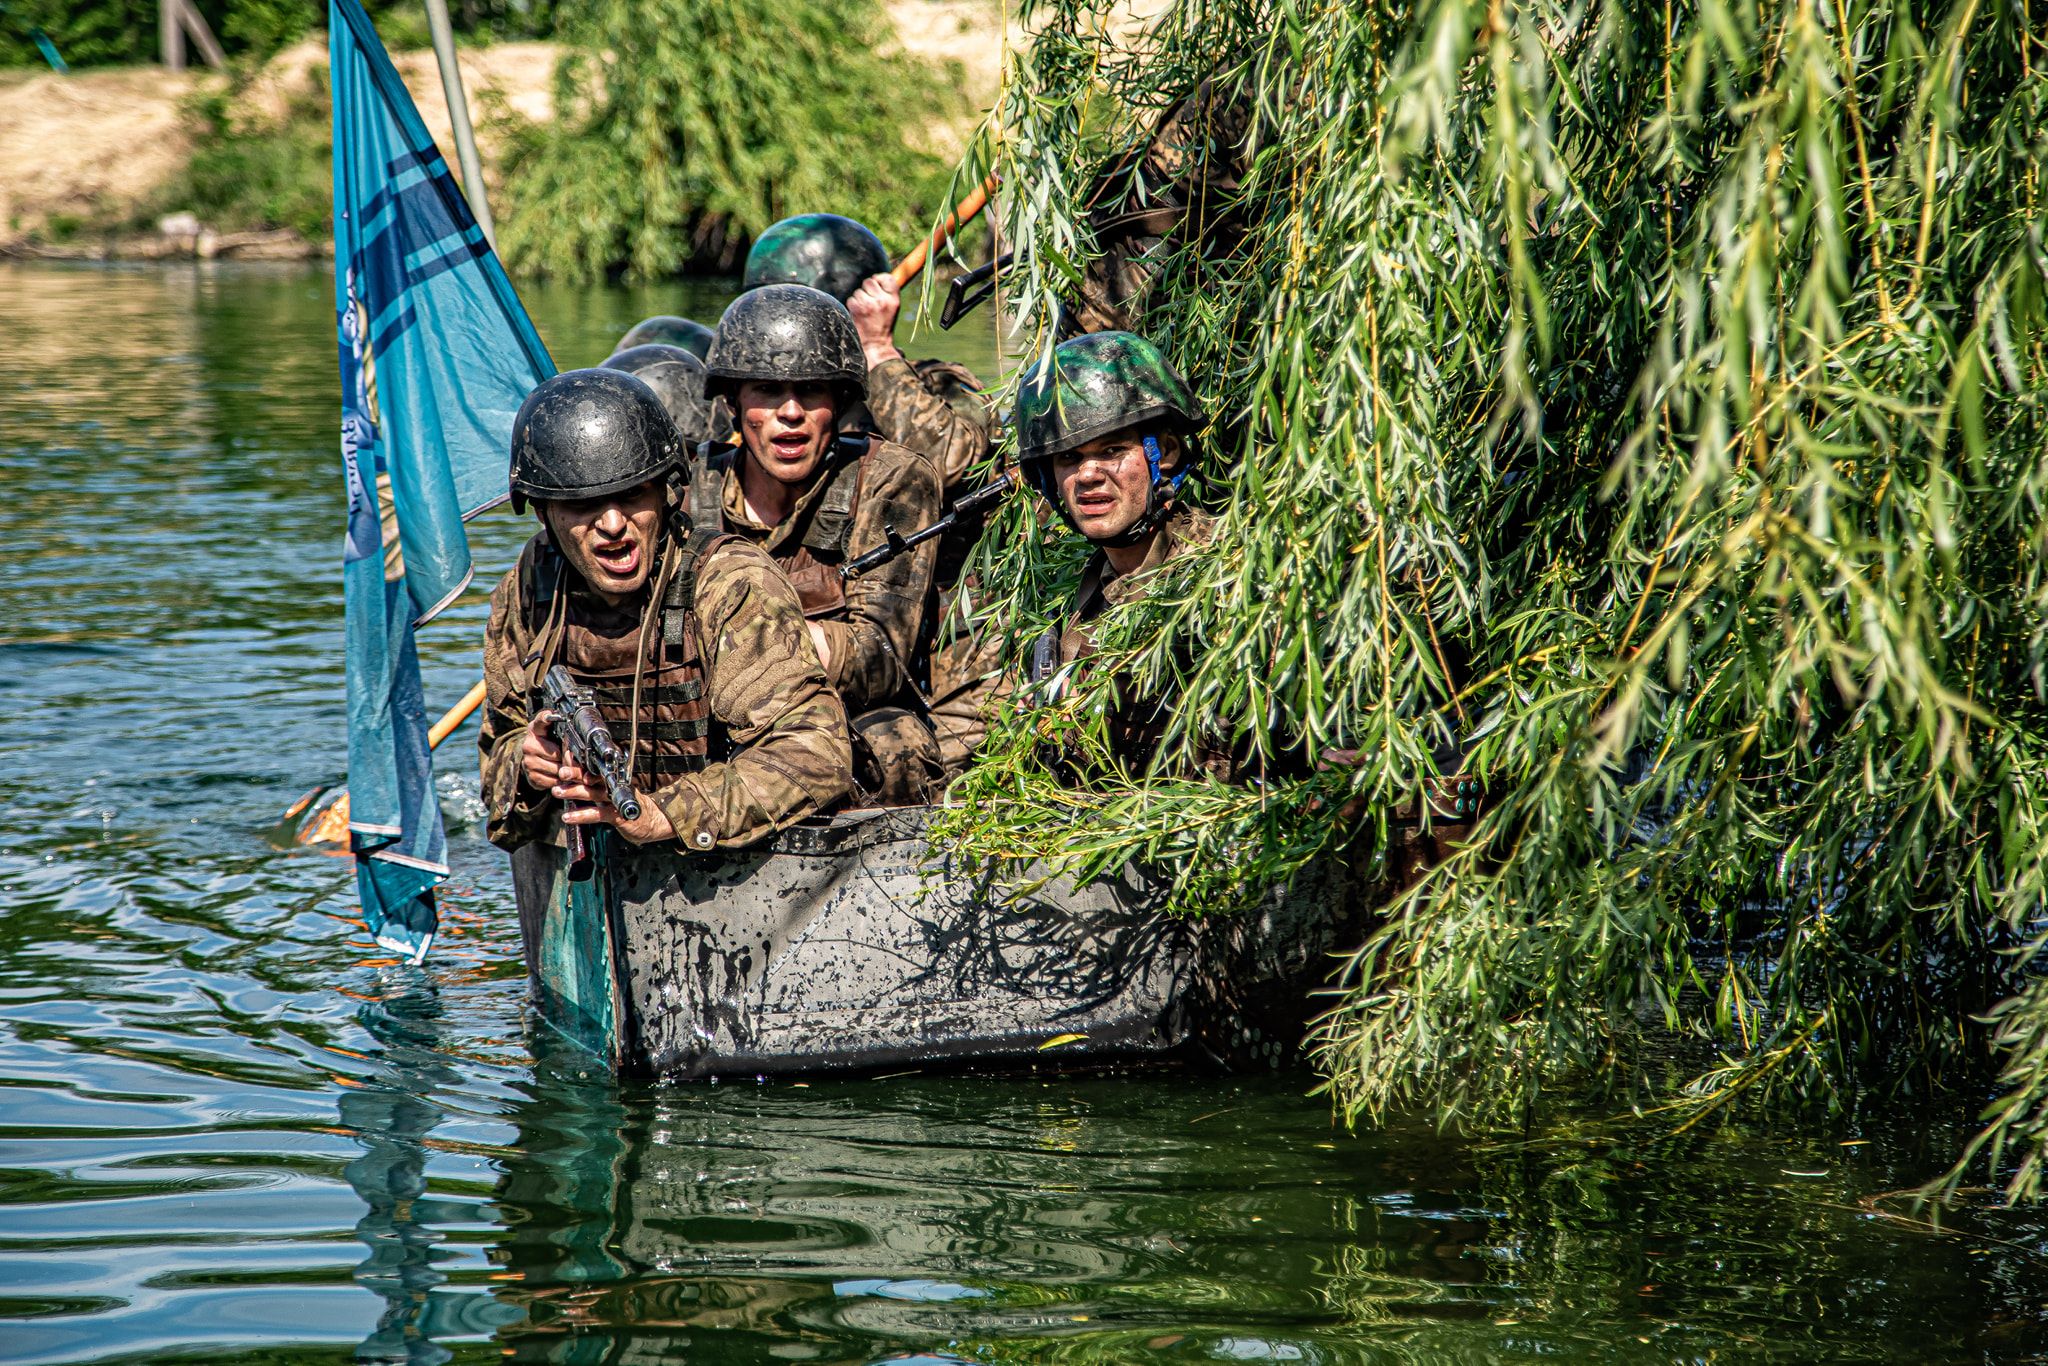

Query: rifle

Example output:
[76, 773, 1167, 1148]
[541, 664, 642, 881]
[842, 473, 1015, 581]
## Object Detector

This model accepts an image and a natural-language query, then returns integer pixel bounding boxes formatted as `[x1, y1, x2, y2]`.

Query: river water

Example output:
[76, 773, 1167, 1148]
[2, 260, 2047, 1364]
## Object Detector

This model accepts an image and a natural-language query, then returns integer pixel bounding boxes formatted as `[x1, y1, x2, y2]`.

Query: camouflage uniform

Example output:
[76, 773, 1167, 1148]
[479, 531, 852, 854]
[1029, 505, 1221, 775]
[686, 436, 946, 801]
[1070, 78, 1251, 336]
[864, 356, 993, 490]
[865, 352, 1003, 774]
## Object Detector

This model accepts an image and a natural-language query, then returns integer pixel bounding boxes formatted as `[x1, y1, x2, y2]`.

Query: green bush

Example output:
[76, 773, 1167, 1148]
[0, 0, 162, 68]
[0, 0, 555, 68]
[162, 76, 331, 239]
[496, 0, 973, 281]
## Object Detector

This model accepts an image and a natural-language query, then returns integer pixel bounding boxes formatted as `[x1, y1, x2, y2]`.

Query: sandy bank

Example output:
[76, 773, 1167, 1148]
[0, 0, 1014, 258]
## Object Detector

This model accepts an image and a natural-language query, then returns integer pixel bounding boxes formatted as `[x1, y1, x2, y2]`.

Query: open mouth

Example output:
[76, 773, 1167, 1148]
[1074, 493, 1119, 517]
[769, 432, 813, 461]
[592, 540, 641, 579]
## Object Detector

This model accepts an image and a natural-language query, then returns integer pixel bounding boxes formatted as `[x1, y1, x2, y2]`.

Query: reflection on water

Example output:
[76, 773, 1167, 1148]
[2, 260, 2047, 1365]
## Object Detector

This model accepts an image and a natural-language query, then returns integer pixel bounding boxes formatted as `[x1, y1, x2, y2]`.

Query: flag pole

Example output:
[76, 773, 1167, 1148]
[423, 0, 496, 250]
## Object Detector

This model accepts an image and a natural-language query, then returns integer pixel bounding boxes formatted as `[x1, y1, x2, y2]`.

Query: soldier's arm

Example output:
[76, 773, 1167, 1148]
[479, 568, 555, 852]
[814, 442, 943, 713]
[649, 541, 853, 850]
[865, 359, 993, 489]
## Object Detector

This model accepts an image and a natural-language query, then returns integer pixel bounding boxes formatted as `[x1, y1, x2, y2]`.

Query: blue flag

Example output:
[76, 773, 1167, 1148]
[331, 0, 554, 962]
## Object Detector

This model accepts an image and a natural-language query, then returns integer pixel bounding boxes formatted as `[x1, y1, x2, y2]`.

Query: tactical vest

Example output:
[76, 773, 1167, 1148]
[518, 531, 731, 790]
[688, 437, 868, 621]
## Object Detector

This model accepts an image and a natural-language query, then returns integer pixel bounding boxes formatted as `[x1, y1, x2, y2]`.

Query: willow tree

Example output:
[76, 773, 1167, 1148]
[948, 0, 2048, 1195]
[495, 0, 971, 280]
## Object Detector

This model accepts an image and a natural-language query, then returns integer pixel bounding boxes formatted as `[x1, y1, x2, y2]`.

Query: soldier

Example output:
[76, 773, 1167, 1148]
[688, 284, 946, 804]
[617, 314, 716, 360]
[1013, 330, 1215, 774]
[479, 368, 852, 856]
[744, 213, 1005, 772]
[743, 213, 993, 489]
[601, 342, 713, 449]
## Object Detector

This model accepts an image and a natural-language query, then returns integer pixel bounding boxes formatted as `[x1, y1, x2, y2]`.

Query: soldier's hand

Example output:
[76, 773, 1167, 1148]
[520, 712, 569, 792]
[555, 779, 678, 846]
[848, 274, 903, 366]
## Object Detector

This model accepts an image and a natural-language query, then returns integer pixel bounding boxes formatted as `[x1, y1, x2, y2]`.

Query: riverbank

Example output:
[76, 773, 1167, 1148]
[0, 0, 1007, 263]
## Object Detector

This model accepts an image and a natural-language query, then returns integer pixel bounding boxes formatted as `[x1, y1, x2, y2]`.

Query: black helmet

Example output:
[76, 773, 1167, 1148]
[742, 213, 892, 302]
[508, 368, 683, 513]
[602, 343, 712, 448]
[618, 314, 716, 359]
[704, 284, 866, 403]
[1014, 331, 1203, 545]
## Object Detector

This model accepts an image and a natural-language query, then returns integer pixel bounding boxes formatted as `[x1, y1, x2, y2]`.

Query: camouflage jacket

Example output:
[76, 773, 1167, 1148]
[692, 435, 943, 716]
[1071, 79, 1251, 335]
[1031, 504, 1221, 774]
[1051, 505, 1216, 670]
[864, 356, 993, 490]
[479, 531, 852, 855]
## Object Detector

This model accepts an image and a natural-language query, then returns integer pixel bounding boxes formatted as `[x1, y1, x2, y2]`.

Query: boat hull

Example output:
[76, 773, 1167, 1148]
[511, 807, 1372, 1077]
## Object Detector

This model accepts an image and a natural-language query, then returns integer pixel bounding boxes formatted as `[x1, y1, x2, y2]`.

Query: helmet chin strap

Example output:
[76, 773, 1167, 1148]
[1096, 433, 1186, 550]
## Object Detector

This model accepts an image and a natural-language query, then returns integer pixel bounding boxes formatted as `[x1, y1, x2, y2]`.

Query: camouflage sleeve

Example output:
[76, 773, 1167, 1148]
[814, 439, 943, 713]
[865, 357, 993, 488]
[650, 540, 853, 850]
[480, 563, 554, 853]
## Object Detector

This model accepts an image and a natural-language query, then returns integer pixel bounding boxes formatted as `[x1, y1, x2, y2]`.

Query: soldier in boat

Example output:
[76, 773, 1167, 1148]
[687, 284, 947, 805]
[1013, 330, 1221, 775]
[478, 368, 853, 856]
[614, 314, 716, 360]
[600, 342, 713, 449]
[741, 213, 994, 488]
[743, 212, 1004, 774]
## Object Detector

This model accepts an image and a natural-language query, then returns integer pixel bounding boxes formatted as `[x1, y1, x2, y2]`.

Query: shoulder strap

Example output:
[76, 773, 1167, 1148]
[799, 435, 870, 556]
[516, 534, 570, 696]
[662, 529, 744, 643]
[686, 444, 732, 537]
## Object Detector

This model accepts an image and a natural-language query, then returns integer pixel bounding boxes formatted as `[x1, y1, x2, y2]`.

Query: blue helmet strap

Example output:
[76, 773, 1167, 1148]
[1099, 431, 1182, 549]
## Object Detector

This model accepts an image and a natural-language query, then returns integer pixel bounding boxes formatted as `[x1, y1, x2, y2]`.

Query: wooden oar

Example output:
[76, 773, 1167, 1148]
[296, 679, 489, 845]
[298, 179, 1000, 845]
[891, 173, 998, 287]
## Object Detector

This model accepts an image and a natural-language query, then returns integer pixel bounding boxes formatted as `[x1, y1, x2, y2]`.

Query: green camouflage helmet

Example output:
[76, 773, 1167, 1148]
[619, 315, 716, 359]
[1015, 331, 1203, 543]
[1016, 331, 1201, 463]
[742, 214, 892, 303]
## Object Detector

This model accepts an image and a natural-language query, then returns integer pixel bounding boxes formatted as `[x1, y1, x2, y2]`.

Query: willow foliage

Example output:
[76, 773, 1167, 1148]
[949, 0, 2048, 1194]
[494, 0, 972, 280]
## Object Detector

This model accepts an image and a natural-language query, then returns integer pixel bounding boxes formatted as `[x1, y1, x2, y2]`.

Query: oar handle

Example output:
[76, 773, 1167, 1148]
[428, 678, 489, 749]
[294, 678, 488, 846]
[891, 174, 998, 288]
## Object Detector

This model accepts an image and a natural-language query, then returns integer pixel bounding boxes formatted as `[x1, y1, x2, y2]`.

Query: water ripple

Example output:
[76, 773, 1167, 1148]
[2, 262, 2046, 1366]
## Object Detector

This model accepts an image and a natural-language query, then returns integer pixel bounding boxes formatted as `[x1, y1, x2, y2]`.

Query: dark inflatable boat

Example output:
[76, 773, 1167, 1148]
[510, 806, 1377, 1077]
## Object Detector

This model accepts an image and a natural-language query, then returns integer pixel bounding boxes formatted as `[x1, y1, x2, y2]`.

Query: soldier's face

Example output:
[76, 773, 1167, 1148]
[542, 481, 665, 603]
[736, 380, 838, 487]
[1053, 431, 1180, 542]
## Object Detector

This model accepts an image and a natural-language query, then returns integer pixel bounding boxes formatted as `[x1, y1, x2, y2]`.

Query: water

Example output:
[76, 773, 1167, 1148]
[2, 260, 2046, 1365]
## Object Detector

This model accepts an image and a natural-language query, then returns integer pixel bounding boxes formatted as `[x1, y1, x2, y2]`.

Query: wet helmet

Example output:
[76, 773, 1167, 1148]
[742, 214, 892, 303]
[602, 343, 713, 448]
[508, 368, 683, 513]
[618, 314, 716, 359]
[704, 284, 867, 404]
[1014, 331, 1203, 545]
